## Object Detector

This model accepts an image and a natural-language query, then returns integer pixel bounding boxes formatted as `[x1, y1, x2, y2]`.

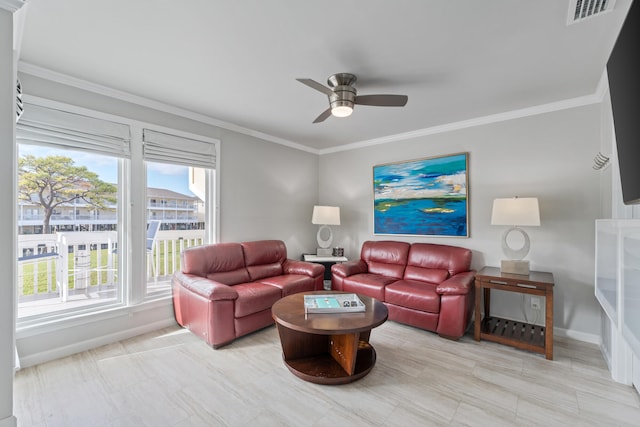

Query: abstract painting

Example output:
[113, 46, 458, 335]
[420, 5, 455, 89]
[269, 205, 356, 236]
[373, 152, 469, 237]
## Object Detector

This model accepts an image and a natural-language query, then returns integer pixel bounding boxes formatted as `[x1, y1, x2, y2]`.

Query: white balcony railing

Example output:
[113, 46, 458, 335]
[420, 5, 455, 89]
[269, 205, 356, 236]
[17, 230, 204, 312]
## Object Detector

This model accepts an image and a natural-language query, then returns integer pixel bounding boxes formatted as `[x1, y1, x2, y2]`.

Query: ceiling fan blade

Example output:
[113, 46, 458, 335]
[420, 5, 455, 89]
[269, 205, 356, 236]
[313, 108, 332, 123]
[355, 94, 408, 107]
[297, 78, 333, 96]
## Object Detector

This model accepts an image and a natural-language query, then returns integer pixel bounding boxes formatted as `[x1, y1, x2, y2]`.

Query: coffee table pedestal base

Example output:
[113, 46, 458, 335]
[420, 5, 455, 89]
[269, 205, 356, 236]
[276, 324, 377, 385]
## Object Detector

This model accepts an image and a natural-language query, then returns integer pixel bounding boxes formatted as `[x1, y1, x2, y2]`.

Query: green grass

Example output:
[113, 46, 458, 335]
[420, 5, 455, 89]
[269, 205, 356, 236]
[20, 257, 59, 296]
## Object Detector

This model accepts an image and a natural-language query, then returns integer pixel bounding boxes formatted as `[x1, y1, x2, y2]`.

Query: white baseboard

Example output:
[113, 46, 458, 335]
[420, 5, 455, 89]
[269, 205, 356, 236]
[600, 341, 613, 371]
[18, 318, 177, 369]
[0, 415, 17, 427]
[13, 346, 19, 372]
[554, 326, 601, 345]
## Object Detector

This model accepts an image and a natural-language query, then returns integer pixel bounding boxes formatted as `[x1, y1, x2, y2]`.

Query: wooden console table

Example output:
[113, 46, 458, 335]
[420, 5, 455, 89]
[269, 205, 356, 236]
[474, 266, 554, 360]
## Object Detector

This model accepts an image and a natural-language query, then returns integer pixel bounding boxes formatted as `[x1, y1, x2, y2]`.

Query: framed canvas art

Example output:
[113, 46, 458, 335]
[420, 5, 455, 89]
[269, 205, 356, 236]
[373, 152, 469, 237]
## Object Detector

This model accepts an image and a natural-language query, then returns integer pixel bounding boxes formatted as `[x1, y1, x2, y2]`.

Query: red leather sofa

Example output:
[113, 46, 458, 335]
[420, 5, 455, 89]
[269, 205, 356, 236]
[332, 240, 475, 339]
[172, 240, 324, 348]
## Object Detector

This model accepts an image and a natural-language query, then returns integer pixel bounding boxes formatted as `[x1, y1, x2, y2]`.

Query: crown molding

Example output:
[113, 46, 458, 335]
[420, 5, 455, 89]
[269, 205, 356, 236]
[17, 62, 320, 155]
[0, 0, 25, 12]
[319, 81, 606, 155]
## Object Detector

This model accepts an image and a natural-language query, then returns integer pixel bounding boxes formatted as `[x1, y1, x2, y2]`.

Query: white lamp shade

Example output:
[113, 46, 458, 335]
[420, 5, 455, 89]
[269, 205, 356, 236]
[312, 206, 341, 225]
[491, 197, 540, 226]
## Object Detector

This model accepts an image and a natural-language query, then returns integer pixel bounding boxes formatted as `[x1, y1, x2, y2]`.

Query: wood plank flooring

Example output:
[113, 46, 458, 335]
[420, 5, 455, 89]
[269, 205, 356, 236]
[13, 321, 640, 426]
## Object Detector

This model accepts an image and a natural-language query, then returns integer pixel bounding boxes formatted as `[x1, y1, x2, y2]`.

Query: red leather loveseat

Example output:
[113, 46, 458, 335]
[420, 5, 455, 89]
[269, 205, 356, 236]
[172, 240, 324, 348]
[332, 240, 475, 339]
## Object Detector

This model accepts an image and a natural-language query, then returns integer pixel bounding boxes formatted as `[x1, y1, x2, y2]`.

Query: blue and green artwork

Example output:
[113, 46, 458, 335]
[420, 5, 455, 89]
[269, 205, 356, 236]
[373, 152, 468, 237]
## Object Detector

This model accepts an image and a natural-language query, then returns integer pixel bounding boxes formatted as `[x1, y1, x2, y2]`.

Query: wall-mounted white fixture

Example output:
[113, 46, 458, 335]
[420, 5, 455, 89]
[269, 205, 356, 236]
[16, 79, 23, 122]
[593, 152, 610, 170]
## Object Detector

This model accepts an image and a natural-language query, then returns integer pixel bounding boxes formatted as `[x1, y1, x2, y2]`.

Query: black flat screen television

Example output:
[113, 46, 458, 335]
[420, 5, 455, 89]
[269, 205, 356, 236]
[608, 1, 640, 204]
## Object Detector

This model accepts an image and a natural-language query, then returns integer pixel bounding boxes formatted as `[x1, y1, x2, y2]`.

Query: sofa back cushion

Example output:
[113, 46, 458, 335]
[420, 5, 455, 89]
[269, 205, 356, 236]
[361, 240, 410, 279]
[241, 240, 286, 281]
[181, 243, 250, 285]
[404, 243, 472, 283]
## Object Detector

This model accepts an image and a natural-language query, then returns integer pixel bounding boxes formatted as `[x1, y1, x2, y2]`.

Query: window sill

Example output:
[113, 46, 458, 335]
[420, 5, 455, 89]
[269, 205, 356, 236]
[16, 295, 173, 339]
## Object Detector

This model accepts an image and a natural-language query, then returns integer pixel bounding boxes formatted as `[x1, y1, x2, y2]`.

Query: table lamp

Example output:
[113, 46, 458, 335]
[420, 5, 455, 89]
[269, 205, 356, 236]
[312, 205, 340, 256]
[491, 197, 540, 275]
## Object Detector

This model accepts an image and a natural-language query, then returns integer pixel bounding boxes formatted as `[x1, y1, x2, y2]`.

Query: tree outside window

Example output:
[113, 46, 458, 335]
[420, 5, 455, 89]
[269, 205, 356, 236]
[18, 155, 117, 234]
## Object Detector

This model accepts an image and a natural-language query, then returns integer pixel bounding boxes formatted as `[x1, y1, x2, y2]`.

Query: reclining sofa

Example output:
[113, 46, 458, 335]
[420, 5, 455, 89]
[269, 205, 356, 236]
[172, 240, 324, 348]
[332, 240, 475, 339]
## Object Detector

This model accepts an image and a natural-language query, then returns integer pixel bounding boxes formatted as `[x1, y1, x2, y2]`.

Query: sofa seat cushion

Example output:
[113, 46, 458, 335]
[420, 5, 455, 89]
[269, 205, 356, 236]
[403, 267, 449, 285]
[343, 273, 397, 300]
[232, 282, 282, 317]
[385, 280, 440, 313]
[260, 274, 316, 296]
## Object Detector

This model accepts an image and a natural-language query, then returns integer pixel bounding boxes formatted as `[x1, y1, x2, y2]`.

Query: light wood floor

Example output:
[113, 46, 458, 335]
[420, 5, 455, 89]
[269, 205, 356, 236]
[14, 321, 640, 426]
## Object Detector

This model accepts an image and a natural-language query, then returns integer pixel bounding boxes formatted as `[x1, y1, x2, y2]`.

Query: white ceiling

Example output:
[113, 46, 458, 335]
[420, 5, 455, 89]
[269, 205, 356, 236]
[17, 0, 633, 152]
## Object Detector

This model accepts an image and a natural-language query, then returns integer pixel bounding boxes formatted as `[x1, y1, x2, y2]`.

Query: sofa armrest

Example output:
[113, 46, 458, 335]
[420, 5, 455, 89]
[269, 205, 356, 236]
[332, 260, 368, 278]
[436, 270, 476, 295]
[283, 259, 324, 277]
[172, 271, 238, 301]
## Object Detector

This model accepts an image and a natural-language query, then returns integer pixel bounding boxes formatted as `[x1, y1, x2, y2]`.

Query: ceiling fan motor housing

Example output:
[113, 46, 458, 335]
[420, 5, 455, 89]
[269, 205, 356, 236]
[327, 73, 357, 87]
[328, 72, 357, 114]
[330, 85, 356, 111]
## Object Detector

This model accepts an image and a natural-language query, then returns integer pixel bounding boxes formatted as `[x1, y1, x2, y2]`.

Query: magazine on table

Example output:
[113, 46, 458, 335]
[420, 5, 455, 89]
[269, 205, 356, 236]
[304, 293, 366, 314]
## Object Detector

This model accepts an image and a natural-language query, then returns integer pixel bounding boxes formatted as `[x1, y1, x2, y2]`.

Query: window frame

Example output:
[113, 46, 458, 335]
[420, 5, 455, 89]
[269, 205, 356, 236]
[140, 125, 218, 298]
[15, 95, 219, 330]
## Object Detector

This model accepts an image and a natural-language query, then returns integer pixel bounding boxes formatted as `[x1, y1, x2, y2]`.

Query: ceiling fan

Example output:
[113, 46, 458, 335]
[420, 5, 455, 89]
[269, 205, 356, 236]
[297, 73, 408, 123]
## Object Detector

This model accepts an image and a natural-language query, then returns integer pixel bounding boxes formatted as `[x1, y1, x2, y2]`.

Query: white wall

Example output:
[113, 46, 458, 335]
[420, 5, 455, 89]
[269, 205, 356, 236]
[598, 88, 615, 219]
[217, 129, 319, 253]
[319, 103, 605, 340]
[0, 8, 17, 427]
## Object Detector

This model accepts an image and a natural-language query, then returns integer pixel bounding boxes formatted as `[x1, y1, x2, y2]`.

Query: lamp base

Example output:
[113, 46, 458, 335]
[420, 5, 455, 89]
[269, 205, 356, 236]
[500, 260, 530, 275]
[316, 248, 332, 256]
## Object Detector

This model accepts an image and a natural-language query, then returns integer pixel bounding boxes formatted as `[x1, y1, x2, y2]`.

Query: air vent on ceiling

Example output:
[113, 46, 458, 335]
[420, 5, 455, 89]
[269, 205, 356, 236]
[567, 0, 616, 25]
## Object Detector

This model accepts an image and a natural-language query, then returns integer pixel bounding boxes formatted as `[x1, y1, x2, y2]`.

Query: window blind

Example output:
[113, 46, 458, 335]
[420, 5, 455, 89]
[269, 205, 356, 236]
[16, 103, 131, 158]
[143, 128, 216, 169]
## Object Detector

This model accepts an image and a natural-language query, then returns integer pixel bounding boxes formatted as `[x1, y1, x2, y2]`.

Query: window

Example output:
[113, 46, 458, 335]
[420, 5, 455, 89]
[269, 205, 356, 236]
[16, 103, 128, 322]
[143, 129, 215, 297]
[15, 100, 218, 325]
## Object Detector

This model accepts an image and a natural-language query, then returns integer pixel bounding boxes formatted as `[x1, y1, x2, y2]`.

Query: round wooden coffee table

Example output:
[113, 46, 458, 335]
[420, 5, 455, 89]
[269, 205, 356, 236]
[271, 291, 388, 385]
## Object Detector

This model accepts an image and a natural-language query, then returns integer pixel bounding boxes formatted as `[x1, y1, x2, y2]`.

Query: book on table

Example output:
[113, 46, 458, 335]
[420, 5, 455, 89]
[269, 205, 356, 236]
[304, 293, 366, 313]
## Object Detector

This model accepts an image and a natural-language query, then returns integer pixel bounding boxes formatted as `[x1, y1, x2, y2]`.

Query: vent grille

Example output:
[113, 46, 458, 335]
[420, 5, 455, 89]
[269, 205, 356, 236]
[16, 79, 23, 123]
[568, 0, 616, 24]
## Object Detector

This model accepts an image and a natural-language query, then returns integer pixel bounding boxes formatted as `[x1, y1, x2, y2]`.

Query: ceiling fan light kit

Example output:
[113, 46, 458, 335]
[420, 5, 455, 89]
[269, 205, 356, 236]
[297, 72, 407, 123]
[331, 104, 353, 117]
